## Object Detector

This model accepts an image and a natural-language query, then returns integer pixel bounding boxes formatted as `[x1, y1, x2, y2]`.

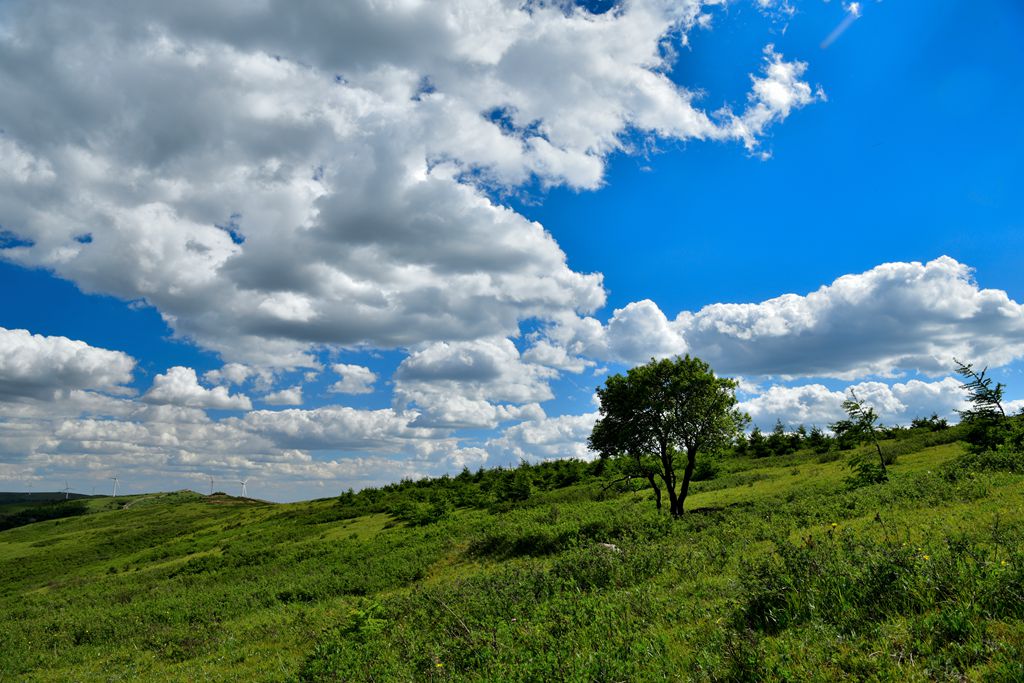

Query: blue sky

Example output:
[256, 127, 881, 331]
[1, 1, 1022, 501]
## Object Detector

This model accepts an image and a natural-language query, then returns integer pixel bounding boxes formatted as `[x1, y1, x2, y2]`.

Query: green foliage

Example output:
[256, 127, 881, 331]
[911, 413, 950, 431]
[0, 500, 89, 531]
[589, 355, 746, 515]
[943, 442, 1024, 480]
[833, 389, 893, 487]
[329, 458, 597, 522]
[845, 456, 888, 489]
[956, 358, 1013, 453]
[729, 518, 1024, 678]
[6, 432, 1024, 681]
[690, 456, 720, 482]
[806, 425, 831, 454]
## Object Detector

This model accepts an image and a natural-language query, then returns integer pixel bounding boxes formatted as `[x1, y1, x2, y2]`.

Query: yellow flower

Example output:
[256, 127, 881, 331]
[831, 523, 838, 528]
[923, 555, 930, 561]
[1001, 560, 1009, 567]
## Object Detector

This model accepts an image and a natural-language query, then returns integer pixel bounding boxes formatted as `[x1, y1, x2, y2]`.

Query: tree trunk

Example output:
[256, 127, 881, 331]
[666, 482, 680, 517]
[674, 446, 699, 516]
[871, 436, 887, 476]
[645, 472, 661, 511]
[659, 440, 681, 517]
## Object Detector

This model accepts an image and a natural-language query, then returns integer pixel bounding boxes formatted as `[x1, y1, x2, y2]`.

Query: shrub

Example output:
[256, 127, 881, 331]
[690, 457, 719, 482]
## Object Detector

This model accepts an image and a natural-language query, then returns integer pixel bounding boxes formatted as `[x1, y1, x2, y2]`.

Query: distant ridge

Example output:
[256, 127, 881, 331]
[0, 492, 103, 504]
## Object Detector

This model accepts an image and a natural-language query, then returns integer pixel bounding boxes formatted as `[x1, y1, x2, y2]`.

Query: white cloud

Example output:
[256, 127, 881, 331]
[395, 338, 555, 428]
[739, 376, 968, 429]
[237, 405, 440, 451]
[604, 300, 688, 365]
[522, 339, 595, 374]
[0, 0, 817, 369]
[682, 257, 1024, 378]
[328, 364, 377, 395]
[263, 385, 303, 406]
[203, 363, 253, 386]
[143, 366, 253, 410]
[488, 411, 599, 463]
[538, 257, 1024, 380]
[526, 299, 688, 368]
[0, 393, 473, 498]
[0, 135, 56, 184]
[0, 327, 135, 401]
[729, 45, 824, 155]
[0, 1, 860, 501]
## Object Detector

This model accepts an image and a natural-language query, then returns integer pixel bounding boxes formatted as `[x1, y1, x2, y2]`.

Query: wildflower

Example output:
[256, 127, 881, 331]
[831, 523, 838, 529]
[1001, 560, 1009, 567]
[922, 555, 930, 561]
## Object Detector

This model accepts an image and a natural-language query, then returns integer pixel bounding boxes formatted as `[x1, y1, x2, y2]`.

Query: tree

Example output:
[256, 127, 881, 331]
[807, 425, 831, 454]
[833, 389, 889, 485]
[588, 355, 747, 517]
[911, 413, 949, 432]
[790, 424, 808, 453]
[747, 425, 770, 458]
[766, 419, 790, 456]
[955, 359, 1010, 453]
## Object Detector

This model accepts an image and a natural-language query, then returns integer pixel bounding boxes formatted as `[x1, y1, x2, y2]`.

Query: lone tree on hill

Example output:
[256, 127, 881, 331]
[836, 389, 889, 484]
[954, 358, 1011, 453]
[588, 355, 747, 517]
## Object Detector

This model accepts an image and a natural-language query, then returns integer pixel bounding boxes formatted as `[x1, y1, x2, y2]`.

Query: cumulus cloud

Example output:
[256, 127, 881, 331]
[537, 257, 1024, 380]
[395, 338, 553, 428]
[521, 339, 595, 374]
[739, 377, 968, 430]
[0, 327, 135, 401]
[263, 385, 303, 406]
[488, 411, 599, 463]
[682, 257, 1024, 378]
[143, 366, 253, 410]
[237, 405, 440, 451]
[0, 135, 56, 184]
[203, 363, 253, 386]
[0, 391, 475, 498]
[604, 300, 688, 364]
[729, 45, 824, 155]
[0, 1, 839, 500]
[329, 364, 377, 395]
[0, 0, 817, 368]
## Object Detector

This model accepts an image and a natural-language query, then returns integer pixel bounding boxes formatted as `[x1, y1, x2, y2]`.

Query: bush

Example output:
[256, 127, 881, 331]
[845, 456, 888, 489]
[690, 457, 719, 482]
[734, 526, 1024, 638]
[943, 444, 1024, 480]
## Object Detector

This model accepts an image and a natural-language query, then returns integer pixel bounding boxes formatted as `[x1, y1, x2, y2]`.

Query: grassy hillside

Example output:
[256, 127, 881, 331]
[3, 434, 1024, 681]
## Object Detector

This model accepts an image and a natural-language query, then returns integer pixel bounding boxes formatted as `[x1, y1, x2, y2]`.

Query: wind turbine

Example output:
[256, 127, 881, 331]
[110, 476, 119, 497]
[62, 480, 70, 500]
[209, 475, 215, 496]
[239, 479, 248, 498]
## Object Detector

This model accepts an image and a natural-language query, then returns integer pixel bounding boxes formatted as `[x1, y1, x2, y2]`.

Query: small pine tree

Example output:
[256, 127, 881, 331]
[834, 389, 889, 486]
[766, 419, 790, 456]
[955, 359, 1010, 453]
[748, 426, 770, 458]
[807, 425, 830, 454]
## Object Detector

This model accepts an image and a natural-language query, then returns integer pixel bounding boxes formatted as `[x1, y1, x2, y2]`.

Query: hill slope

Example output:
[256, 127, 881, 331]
[3, 437, 1024, 681]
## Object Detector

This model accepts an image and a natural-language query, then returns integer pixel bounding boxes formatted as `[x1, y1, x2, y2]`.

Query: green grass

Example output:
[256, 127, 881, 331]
[3, 438, 1024, 681]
